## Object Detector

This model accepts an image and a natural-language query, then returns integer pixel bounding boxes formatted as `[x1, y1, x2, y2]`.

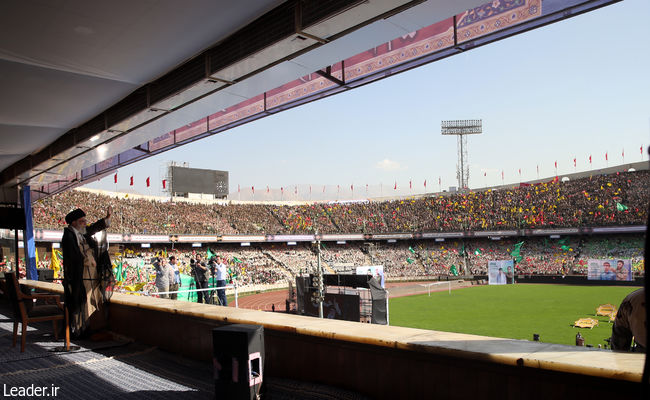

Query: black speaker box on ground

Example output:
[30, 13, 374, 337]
[37, 268, 54, 282]
[213, 324, 264, 400]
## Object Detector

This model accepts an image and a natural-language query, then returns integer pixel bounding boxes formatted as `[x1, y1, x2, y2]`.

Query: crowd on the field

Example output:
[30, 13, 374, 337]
[32, 170, 649, 235]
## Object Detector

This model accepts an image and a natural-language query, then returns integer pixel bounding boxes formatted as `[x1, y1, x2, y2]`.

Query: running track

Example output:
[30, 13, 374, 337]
[232, 280, 474, 312]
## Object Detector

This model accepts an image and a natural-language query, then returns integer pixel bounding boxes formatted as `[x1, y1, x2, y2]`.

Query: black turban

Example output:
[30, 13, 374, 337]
[65, 208, 86, 224]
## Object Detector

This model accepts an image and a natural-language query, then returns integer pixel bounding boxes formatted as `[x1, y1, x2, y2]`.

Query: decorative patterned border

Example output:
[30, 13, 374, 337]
[457, 0, 542, 43]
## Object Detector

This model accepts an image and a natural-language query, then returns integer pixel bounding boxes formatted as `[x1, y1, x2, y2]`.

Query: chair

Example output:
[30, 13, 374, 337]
[4, 271, 69, 352]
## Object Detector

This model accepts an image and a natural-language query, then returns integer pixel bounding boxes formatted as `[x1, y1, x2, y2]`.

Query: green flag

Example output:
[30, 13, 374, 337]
[408, 246, 416, 254]
[406, 257, 414, 264]
[616, 202, 628, 211]
[115, 261, 123, 282]
[561, 245, 570, 251]
[450, 265, 459, 276]
[233, 256, 243, 264]
[474, 248, 482, 255]
[207, 248, 216, 260]
[510, 241, 524, 263]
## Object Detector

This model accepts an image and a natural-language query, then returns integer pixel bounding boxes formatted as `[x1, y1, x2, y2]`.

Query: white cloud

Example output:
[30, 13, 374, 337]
[375, 159, 405, 171]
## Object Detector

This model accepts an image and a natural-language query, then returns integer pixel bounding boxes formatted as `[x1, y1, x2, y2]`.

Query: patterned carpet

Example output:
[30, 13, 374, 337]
[0, 302, 368, 399]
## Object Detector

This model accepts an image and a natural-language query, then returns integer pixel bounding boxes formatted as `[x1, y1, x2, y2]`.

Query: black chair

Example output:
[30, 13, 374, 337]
[4, 271, 69, 352]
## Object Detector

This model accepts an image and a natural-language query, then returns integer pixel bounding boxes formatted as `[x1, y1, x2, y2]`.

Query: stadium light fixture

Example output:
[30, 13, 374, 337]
[441, 119, 482, 190]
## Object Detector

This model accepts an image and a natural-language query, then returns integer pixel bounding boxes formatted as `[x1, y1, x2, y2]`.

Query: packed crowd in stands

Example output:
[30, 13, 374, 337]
[16, 169, 647, 292]
[32, 170, 649, 235]
[8, 234, 642, 293]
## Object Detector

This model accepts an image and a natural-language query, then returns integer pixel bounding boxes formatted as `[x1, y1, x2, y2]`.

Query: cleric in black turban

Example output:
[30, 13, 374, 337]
[60, 206, 114, 338]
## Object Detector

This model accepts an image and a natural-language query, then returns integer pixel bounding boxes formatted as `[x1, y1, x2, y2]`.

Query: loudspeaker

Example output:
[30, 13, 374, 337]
[213, 324, 264, 400]
[37, 268, 54, 282]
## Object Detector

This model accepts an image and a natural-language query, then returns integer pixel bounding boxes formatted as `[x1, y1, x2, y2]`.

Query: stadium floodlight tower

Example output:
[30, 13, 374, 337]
[441, 119, 482, 191]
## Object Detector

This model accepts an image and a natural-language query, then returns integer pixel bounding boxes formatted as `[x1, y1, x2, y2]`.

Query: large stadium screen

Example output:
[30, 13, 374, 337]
[355, 265, 385, 288]
[169, 166, 228, 196]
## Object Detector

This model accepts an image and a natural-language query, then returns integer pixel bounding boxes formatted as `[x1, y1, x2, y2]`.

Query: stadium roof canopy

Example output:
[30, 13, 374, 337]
[0, 0, 618, 202]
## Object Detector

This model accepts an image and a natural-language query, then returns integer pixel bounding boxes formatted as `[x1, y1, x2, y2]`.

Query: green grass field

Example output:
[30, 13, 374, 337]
[389, 284, 641, 347]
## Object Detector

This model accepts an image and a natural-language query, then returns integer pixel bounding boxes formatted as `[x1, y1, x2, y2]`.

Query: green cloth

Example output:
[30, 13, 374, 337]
[450, 265, 459, 276]
[408, 246, 416, 254]
[406, 257, 414, 264]
[510, 241, 524, 263]
[207, 248, 216, 260]
[177, 274, 195, 301]
[616, 202, 628, 211]
[474, 249, 482, 255]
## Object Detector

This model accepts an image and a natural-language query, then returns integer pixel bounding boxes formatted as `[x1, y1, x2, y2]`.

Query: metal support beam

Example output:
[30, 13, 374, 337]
[315, 65, 345, 86]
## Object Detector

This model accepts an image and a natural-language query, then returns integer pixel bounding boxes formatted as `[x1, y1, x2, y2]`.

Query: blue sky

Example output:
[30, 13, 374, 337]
[85, 0, 650, 200]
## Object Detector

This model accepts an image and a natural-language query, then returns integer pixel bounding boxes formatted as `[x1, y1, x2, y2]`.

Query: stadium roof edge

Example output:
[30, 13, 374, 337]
[0, 0, 623, 202]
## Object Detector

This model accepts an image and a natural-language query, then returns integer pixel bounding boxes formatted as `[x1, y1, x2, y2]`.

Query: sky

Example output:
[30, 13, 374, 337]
[84, 0, 650, 201]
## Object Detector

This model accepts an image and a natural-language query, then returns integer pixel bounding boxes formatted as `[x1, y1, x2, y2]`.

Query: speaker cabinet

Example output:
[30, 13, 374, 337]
[213, 324, 264, 399]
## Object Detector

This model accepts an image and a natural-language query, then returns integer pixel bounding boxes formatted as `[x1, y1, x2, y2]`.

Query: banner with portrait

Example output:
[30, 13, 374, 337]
[587, 259, 633, 281]
[488, 260, 514, 285]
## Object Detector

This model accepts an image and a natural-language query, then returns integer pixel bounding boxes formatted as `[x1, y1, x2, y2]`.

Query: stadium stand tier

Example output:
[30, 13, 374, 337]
[32, 171, 648, 235]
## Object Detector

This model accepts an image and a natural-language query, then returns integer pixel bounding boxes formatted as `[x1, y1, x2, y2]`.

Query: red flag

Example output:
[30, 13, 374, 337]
[554, 161, 557, 169]
[394, 182, 397, 190]
[518, 168, 521, 175]
[641, 146, 644, 155]
[146, 177, 150, 187]
[605, 152, 608, 161]
[162, 179, 166, 189]
[573, 158, 576, 168]
[114, 173, 117, 184]
[350, 184, 353, 191]
[589, 155, 592, 164]
[424, 180, 427, 188]
[281, 187, 284, 193]
[484, 172, 486, 177]
[622, 149, 624, 158]
[409, 180, 412, 189]
[252, 186, 254, 193]
[130, 176, 133, 186]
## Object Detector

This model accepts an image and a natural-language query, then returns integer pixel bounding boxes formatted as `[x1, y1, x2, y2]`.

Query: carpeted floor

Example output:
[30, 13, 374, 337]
[0, 301, 368, 399]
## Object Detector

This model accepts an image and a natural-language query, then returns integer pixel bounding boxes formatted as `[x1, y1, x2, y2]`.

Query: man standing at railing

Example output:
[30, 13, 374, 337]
[215, 256, 229, 306]
[169, 256, 181, 300]
[192, 254, 210, 304]
[61, 206, 114, 338]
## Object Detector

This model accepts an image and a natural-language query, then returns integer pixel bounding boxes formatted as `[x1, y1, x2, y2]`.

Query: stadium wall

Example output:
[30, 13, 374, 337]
[21, 280, 646, 399]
